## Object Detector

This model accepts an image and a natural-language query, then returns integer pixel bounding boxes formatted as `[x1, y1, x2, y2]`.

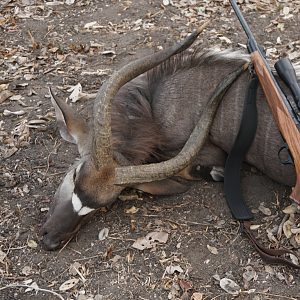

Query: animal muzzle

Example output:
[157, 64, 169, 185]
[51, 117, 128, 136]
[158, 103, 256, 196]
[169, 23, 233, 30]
[39, 200, 90, 250]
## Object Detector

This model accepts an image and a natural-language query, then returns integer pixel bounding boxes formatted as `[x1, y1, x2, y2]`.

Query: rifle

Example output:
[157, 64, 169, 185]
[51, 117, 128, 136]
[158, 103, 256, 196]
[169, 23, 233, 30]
[225, 0, 300, 268]
[229, 0, 300, 204]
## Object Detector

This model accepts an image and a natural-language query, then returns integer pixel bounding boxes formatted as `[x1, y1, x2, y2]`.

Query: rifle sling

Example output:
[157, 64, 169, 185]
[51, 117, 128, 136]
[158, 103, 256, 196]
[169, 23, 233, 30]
[224, 76, 300, 269]
[224, 77, 257, 220]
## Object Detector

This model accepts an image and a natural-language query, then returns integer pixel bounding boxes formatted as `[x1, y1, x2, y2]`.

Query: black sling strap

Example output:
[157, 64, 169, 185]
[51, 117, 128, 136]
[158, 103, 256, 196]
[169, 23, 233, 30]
[224, 75, 300, 269]
[224, 77, 258, 220]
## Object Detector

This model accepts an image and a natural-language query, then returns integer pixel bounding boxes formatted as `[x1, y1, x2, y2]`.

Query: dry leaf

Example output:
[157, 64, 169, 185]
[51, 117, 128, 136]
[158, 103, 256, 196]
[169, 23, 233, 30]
[69, 262, 81, 275]
[132, 236, 153, 250]
[295, 233, 300, 245]
[59, 278, 79, 291]
[289, 253, 299, 265]
[48, 47, 59, 53]
[3, 109, 26, 116]
[283, 219, 294, 239]
[21, 266, 32, 276]
[266, 228, 279, 244]
[69, 83, 82, 102]
[258, 204, 271, 216]
[283, 204, 300, 214]
[25, 282, 38, 293]
[110, 254, 122, 264]
[3, 147, 18, 158]
[0, 84, 9, 92]
[276, 272, 285, 281]
[0, 90, 13, 104]
[146, 231, 168, 243]
[23, 184, 29, 193]
[250, 224, 261, 230]
[219, 278, 240, 295]
[212, 274, 220, 281]
[265, 265, 275, 275]
[207, 244, 218, 255]
[166, 265, 184, 274]
[124, 206, 139, 214]
[179, 280, 193, 291]
[23, 279, 33, 285]
[102, 50, 116, 56]
[282, 6, 289, 15]
[288, 52, 300, 61]
[98, 228, 109, 241]
[277, 23, 284, 31]
[266, 47, 278, 58]
[24, 74, 36, 80]
[28, 119, 47, 125]
[191, 293, 203, 300]
[132, 231, 168, 250]
[291, 228, 300, 234]
[84, 21, 98, 28]
[277, 214, 289, 239]
[27, 240, 38, 248]
[243, 266, 256, 282]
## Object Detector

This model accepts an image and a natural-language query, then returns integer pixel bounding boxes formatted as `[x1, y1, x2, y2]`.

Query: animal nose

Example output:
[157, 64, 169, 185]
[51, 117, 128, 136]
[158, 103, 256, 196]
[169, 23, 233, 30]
[39, 226, 47, 239]
[39, 226, 50, 245]
[39, 226, 60, 250]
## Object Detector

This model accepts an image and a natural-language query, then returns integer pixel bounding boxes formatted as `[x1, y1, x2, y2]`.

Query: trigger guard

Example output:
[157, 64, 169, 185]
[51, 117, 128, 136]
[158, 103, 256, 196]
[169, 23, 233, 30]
[278, 143, 294, 165]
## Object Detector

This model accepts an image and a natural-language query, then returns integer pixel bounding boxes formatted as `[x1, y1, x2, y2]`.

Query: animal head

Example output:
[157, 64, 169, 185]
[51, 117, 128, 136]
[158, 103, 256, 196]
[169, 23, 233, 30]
[39, 88, 127, 249]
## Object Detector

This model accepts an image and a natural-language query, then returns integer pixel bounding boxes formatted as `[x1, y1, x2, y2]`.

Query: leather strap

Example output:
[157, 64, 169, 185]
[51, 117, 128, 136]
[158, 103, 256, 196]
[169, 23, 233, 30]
[243, 221, 300, 269]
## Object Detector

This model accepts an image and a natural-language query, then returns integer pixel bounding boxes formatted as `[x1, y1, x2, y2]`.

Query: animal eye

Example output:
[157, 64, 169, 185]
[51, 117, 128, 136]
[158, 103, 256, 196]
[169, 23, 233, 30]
[73, 163, 83, 183]
[73, 169, 77, 182]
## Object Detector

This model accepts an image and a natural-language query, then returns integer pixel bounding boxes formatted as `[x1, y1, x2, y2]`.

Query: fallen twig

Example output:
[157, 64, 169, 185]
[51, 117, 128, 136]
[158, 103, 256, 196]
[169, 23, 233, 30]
[0, 284, 64, 300]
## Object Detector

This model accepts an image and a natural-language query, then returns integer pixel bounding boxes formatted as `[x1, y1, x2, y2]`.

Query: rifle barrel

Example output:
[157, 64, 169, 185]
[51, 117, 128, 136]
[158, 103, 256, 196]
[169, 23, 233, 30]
[229, 0, 255, 41]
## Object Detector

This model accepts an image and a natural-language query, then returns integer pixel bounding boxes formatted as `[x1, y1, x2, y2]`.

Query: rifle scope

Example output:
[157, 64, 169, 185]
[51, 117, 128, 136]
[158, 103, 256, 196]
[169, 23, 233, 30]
[275, 57, 300, 108]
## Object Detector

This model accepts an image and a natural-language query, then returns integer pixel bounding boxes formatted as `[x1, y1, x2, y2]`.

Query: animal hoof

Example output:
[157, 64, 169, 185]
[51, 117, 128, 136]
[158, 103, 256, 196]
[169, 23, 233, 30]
[210, 166, 225, 182]
[183, 164, 224, 182]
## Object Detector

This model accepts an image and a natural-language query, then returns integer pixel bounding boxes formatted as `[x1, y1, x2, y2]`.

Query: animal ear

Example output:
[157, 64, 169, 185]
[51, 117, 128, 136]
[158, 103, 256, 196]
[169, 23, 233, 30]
[134, 179, 190, 195]
[49, 88, 92, 156]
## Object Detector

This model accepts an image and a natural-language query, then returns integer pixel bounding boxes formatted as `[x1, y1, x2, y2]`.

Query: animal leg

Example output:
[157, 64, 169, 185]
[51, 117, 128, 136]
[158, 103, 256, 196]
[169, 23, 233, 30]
[174, 137, 227, 182]
[176, 165, 224, 182]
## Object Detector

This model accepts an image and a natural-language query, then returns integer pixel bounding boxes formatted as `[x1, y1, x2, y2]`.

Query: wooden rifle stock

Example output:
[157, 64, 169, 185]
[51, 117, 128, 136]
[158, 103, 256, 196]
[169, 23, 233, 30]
[251, 51, 300, 204]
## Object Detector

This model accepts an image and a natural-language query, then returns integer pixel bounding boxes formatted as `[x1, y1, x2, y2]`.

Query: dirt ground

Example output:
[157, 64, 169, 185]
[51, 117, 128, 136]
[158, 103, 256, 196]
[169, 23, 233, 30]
[1, 0, 300, 299]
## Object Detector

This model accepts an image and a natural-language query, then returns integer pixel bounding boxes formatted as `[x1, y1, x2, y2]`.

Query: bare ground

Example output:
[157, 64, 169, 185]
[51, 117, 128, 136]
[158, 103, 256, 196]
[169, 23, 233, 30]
[1, 0, 300, 299]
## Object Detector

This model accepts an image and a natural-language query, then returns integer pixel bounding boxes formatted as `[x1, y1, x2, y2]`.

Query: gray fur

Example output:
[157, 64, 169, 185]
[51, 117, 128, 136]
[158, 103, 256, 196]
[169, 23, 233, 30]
[114, 49, 298, 186]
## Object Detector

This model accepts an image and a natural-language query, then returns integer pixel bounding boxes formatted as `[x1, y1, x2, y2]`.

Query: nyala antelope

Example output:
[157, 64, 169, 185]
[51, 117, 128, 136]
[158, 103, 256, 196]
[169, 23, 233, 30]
[39, 23, 300, 250]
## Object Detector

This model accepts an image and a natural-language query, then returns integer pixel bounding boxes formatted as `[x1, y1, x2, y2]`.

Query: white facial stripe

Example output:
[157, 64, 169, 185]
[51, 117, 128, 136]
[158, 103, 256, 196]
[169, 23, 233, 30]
[59, 171, 75, 204]
[75, 162, 83, 175]
[72, 193, 95, 216]
[78, 206, 95, 216]
[72, 193, 82, 213]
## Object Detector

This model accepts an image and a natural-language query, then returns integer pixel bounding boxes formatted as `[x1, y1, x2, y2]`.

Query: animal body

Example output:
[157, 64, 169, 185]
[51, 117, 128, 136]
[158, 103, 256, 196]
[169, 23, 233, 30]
[39, 28, 300, 250]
